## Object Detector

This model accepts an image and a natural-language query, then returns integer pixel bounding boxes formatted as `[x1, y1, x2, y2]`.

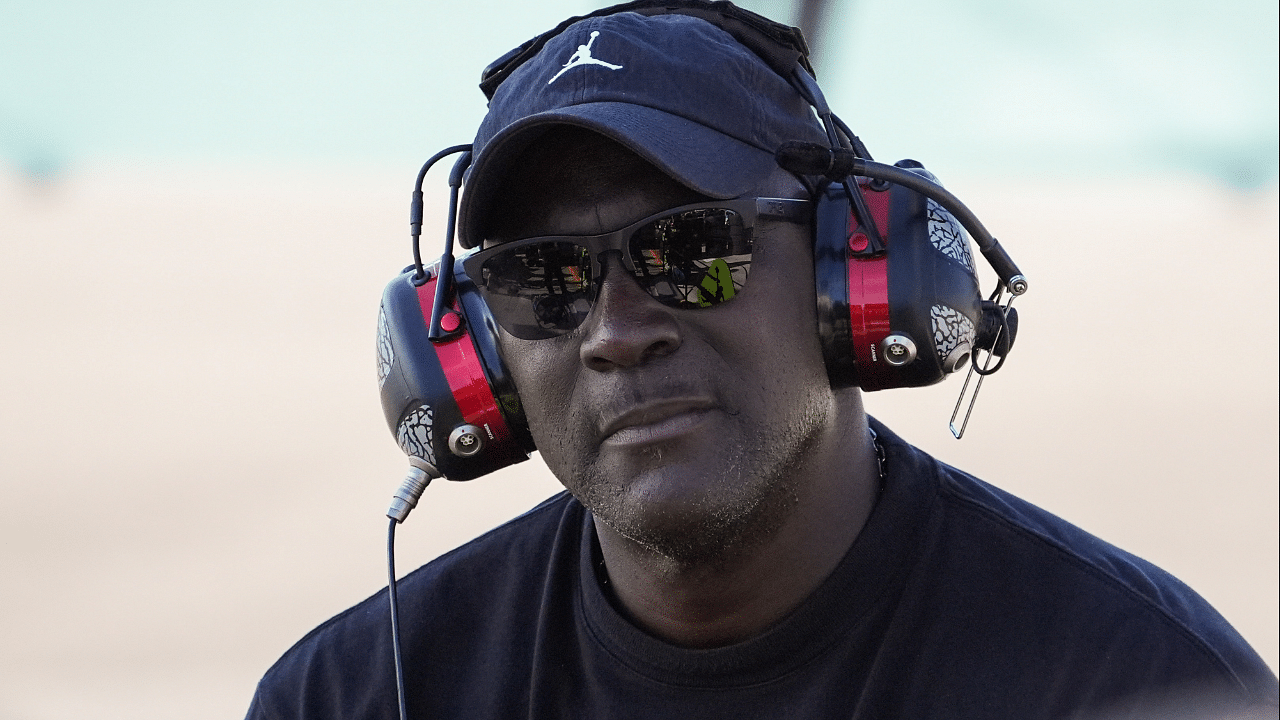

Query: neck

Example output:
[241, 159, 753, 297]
[593, 407, 880, 649]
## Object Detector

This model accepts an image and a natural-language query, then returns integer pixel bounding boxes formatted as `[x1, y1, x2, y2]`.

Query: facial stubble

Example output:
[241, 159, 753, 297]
[569, 387, 834, 569]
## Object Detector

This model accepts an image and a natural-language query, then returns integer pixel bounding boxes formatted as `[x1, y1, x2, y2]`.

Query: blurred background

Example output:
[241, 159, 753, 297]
[2, 1, 1276, 718]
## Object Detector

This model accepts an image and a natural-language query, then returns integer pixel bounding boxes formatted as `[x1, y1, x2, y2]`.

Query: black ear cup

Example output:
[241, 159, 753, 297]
[815, 166, 986, 391]
[377, 262, 534, 481]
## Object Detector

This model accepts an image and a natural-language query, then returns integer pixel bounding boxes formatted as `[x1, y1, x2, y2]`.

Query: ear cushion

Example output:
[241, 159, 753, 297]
[378, 264, 533, 481]
[815, 173, 983, 391]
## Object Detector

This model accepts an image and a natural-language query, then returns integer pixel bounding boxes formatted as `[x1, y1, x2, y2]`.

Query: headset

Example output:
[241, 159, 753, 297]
[375, 0, 1028, 489]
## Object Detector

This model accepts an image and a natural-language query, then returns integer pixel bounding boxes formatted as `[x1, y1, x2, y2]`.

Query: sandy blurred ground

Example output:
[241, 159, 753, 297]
[0, 161, 1275, 719]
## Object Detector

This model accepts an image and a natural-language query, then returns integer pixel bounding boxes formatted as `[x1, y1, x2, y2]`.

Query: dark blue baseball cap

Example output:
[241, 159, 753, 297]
[457, 9, 828, 248]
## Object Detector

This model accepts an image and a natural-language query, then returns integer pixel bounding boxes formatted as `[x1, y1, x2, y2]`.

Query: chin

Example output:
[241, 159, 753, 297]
[583, 458, 801, 566]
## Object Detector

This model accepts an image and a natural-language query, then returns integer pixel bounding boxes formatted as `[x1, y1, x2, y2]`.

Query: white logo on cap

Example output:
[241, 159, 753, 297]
[548, 31, 622, 85]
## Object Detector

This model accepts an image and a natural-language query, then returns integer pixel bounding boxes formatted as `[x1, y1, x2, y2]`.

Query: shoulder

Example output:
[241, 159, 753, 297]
[935, 455, 1242, 663]
[394, 489, 580, 602]
[247, 492, 582, 720]
[873, 421, 1277, 708]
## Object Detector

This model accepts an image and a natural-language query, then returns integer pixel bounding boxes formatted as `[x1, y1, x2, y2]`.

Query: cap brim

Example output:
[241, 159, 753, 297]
[457, 102, 779, 248]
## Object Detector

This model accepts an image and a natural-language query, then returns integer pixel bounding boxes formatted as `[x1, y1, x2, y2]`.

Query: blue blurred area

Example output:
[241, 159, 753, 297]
[821, 0, 1279, 189]
[2, 0, 1276, 187]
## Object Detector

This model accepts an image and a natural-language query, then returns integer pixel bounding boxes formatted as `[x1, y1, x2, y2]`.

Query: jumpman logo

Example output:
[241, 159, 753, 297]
[548, 31, 623, 85]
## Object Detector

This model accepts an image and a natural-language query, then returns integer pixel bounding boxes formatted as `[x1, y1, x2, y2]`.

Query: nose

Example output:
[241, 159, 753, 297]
[579, 254, 682, 371]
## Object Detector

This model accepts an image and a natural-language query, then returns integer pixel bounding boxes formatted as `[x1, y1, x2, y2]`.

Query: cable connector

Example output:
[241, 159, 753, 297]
[386, 456, 441, 523]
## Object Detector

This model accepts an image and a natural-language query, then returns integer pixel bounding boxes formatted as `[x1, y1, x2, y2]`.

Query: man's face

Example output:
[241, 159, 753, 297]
[486, 130, 841, 562]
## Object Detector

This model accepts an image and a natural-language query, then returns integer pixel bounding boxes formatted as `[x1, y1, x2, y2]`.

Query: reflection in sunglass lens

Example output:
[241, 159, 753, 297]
[478, 241, 593, 340]
[630, 208, 750, 309]
[471, 204, 760, 341]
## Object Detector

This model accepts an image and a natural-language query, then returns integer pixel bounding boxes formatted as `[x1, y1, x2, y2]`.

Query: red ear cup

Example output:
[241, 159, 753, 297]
[378, 262, 534, 481]
[815, 168, 984, 391]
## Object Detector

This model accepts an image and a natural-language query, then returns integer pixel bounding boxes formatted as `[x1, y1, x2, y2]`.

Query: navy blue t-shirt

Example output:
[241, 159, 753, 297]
[247, 422, 1277, 718]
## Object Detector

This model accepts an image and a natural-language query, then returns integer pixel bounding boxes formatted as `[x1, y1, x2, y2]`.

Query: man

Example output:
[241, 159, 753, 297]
[248, 3, 1277, 718]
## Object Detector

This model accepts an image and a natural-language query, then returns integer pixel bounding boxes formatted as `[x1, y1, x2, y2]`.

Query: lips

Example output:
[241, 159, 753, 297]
[599, 397, 718, 446]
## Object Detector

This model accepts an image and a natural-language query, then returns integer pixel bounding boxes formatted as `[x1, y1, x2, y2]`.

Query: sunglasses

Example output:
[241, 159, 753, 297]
[461, 197, 811, 340]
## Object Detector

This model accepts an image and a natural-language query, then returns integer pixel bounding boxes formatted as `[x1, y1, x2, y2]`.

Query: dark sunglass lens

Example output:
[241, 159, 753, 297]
[478, 241, 593, 340]
[630, 209, 752, 308]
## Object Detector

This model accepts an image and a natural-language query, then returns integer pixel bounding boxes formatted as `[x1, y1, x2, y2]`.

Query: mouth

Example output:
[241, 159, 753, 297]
[600, 399, 718, 447]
